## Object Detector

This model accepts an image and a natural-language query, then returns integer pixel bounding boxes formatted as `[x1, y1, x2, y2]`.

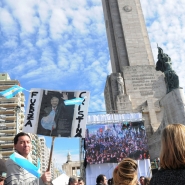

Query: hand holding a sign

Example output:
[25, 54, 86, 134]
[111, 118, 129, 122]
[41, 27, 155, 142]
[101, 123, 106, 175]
[41, 171, 51, 184]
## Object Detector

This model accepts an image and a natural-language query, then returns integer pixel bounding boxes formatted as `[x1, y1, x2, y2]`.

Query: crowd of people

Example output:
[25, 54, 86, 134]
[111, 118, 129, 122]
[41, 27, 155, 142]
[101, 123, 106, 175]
[94, 123, 185, 185]
[95, 173, 150, 185]
[85, 122, 149, 164]
[1, 123, 185, 185]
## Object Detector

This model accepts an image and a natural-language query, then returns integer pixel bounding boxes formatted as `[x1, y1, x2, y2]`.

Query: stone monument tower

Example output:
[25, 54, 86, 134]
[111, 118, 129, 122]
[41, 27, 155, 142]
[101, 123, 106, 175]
[102, 0, 166, 148]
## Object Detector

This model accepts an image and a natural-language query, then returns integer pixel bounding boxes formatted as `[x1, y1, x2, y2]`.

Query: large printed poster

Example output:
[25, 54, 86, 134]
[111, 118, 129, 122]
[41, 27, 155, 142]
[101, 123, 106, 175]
[23, 89, 90, 138]
[85, 121, 149, 164]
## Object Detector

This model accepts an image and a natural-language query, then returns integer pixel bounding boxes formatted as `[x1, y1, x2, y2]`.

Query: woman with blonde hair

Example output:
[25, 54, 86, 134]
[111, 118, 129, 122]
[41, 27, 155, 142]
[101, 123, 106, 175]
[150, 123, 185, 185]
[143, 177, 150, 185]
[113, 158, 138, 185]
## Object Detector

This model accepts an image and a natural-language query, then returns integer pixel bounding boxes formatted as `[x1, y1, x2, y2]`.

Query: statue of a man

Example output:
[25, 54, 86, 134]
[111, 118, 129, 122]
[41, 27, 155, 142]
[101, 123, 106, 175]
[117, 73, 124, 95]
[156, 47, 179, 93]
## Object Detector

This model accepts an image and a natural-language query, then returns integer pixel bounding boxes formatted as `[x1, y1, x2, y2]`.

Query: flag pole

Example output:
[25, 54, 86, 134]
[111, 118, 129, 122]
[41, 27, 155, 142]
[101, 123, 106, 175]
[47, 136, 55, 172]
[50, 129, 53, 136]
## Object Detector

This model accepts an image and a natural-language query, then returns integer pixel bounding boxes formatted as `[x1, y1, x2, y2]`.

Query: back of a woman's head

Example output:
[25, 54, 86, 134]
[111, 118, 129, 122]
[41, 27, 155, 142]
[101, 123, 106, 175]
[144, 177, 150, 185]
[113, 158, 138, 185]
[160, 123, 185, 169]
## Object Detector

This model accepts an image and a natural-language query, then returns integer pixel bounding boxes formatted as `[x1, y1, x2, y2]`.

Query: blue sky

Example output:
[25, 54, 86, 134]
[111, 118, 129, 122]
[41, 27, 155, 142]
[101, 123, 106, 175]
[1, 0, 185, 170]
[44, 136, 80, 170]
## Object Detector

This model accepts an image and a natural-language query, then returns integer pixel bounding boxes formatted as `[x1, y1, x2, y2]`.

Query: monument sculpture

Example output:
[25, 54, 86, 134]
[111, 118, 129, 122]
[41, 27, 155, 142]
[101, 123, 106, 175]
[102, 0, 185, 161]
[147, 49, 185, 159]
[156, 47, 179, 93]
[103, 0, 166, 137]
[117, 73, 124, 95]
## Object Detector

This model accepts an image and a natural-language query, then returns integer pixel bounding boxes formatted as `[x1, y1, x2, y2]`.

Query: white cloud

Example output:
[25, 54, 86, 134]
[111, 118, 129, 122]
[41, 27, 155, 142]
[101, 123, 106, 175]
[71, 9, 91, 34]
[9, 59, 38, 79]
[3, 39, 18, 48]
[89, 93, 106, 113]
[37, 25, 49, 39]
[37, 1, 50, 24]
[6, 0, 39, 34]
[36, 37, 50, 47]
[107, 60, 112, 75]
[140, 0, 185, 92]
[0, 8, 18, 36]
[49, 8, 69, 39]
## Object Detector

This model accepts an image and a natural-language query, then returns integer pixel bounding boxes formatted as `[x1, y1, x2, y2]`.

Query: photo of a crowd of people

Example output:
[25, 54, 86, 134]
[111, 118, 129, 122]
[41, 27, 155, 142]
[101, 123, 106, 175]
[85, 121, 149, 164]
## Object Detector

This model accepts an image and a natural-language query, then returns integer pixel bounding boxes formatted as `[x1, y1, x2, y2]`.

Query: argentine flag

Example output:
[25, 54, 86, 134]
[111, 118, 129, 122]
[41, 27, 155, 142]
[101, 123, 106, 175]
[0, 85, 25, 99]
[64, 97, 84, 105]
[10, 152, 41, 178]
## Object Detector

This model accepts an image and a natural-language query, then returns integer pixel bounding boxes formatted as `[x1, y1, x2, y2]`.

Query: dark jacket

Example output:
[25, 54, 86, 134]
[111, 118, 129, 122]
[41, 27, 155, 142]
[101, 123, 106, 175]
[150, 168, 185, 185]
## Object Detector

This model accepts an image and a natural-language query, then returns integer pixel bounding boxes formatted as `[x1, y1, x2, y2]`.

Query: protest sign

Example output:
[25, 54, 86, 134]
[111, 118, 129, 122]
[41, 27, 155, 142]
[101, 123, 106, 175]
[23, 89, 90, 138]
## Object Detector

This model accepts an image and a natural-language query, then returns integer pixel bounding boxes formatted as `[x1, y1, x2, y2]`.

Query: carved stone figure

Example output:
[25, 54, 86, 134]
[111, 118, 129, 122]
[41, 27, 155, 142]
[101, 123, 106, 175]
[156, 47, 179, 93]
[117, 73, 124, 95]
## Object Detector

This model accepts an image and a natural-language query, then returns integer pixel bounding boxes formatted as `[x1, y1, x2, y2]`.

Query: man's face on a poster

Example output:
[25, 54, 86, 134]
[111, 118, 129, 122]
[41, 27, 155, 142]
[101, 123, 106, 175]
[51, 97, 59, 108]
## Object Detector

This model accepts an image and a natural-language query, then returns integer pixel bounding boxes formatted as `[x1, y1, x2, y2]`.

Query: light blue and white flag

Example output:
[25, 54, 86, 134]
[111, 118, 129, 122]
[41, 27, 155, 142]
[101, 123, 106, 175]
[10, 152, 41, 178]
[64, 97, 84, 105]
[0, 85, 25, 99]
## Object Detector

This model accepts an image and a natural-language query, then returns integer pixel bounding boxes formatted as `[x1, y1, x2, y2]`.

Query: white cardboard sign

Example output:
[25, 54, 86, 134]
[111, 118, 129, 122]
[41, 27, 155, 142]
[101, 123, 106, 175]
[23, 89, 90, 138]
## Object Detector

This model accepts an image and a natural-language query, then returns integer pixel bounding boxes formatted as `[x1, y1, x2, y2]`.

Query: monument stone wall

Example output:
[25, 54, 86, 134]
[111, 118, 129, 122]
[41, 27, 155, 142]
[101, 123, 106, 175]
[103, 0, 169, 159]
[148, 88, 185, 159]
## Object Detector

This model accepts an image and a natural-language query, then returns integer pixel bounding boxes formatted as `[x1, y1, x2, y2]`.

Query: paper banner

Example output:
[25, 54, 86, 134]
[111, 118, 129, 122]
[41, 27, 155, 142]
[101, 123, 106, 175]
[23, 89, 90, 138]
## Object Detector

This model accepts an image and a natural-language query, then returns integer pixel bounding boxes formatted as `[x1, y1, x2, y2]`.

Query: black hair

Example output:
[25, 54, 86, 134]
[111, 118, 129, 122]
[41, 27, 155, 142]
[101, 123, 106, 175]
[96, 174, 105, 184]
[14, 132, 30, 145]
[68, 176, 78, 185]
[108, 178, 113, 185]
[78, 177, 84, 182]
[51, 97, 59, 101]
